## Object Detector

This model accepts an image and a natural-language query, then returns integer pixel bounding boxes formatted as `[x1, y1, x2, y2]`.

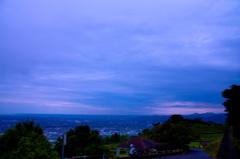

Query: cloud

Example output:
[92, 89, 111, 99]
[0, 97, 112, 112]
[0, 0, 239, 114]
[157, 101, 221, 108]
[146, 107, 225, 115]
[33, 71, 114, 81]
[145, 101, 224, 115]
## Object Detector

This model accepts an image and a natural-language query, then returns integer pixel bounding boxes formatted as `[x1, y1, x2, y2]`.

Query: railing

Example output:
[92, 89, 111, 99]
[141, 149, 183, 158]
[69, 154, 114, 159]
[68, 149, 183, 159]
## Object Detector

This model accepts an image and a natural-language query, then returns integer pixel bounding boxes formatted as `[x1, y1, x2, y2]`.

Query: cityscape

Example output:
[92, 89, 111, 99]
[0, 113, 226, 144]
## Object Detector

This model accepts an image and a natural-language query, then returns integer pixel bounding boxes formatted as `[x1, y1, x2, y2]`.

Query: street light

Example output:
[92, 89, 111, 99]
[62, 134, 67, 159]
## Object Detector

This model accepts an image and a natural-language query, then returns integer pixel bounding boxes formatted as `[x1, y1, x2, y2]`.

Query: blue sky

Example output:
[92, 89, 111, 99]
[0, 0, 240, 115]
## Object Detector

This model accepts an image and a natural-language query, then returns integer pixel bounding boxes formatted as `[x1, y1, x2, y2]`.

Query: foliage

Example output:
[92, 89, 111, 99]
[139, 115, 200, 150]
[103, 134, 133, 158]
[0, 120, 59, 159]
[119, 134, 133, 143]
[189, 123, 225, 148]
[103, 132, 120, 144]
[222, 84, 240, 152]
[167, 114, 184, 124]
[138, 128, 151, 139]
[54, 125, 109, 158]
[203, 137, 222, 158]
[154, 122, 199, 149]
[103, 133, 132, 144]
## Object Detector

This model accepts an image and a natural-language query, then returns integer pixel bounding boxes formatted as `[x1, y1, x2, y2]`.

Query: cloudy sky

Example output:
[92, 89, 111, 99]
[0, 0, 240, 115]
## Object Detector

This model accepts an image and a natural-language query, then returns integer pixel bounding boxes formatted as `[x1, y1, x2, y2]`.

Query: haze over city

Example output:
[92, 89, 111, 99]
[0, 0, 240, 115]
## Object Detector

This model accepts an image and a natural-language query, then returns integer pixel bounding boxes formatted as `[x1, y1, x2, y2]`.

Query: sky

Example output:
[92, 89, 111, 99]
[0, 0, 240, 115]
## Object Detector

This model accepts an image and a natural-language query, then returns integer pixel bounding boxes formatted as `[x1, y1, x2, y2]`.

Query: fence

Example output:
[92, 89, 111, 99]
[68, 149, 183, 159]
[70, 154, 114, 159]
[140, 149, 183, 158]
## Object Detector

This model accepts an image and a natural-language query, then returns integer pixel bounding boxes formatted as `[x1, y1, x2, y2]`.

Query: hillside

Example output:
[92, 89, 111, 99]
[188, 121, 226, 148]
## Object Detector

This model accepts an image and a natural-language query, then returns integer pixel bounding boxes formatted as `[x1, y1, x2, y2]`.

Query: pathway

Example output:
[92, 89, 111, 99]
[154, 148, 213, 159]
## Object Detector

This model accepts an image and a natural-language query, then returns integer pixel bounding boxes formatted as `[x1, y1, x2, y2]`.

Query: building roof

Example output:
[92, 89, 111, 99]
[117, 136, 167, 150]
[201, 141, 211, 146]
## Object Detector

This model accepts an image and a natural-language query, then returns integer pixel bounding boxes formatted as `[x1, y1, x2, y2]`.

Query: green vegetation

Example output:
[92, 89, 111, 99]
[103, 132, 133, 144]
[185, 118, 226, 158]
[138, 114, 226, 153]
[203, 137, 222, 158]
[105, 143, 130, 158]
[222, 84, 240, 152]
[53, 126, 133, 158]
[0, 121, 134, 159]
[189, 84, 240, 157]
[0, 120, 59, 159]
[54, 125, 108, 158]
[139, 114, 200, 150]
[103, 133, 134, 157]
[189, 123, 226, 148]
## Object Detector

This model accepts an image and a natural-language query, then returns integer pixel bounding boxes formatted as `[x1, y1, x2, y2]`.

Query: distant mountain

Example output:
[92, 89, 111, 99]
[130, 113, 227, 125]
[183, 113, 227, 124]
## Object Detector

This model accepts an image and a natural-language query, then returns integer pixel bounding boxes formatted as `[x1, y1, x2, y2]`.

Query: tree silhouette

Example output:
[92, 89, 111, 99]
[54, 125, 108, 158]
[139, 115, 200, 150]
[222, 84, 240, 151]
[0, 120, 59, 159]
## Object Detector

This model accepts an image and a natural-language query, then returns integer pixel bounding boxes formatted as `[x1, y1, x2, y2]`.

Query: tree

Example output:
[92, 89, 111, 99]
[222, 85, 240, 129]
[167, 114, 184, 124]
[54, 125, 108, 158]
[139, 115, 200, 150]
[0, 120, 59, 159]
[119, 134, 132, 143]
[103, 133, 132, 145]
[222, 84, 240, 151]
[153, 122, 199, 149]
[110, 132, 120, 143]
[138, 128, 151, 139]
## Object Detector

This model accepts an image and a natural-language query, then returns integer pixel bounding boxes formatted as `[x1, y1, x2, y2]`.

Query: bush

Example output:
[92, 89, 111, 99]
[203, 137, 222, 158]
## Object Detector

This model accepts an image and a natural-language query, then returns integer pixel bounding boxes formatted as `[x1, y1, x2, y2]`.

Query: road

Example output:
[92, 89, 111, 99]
[154, 148, 213, 159]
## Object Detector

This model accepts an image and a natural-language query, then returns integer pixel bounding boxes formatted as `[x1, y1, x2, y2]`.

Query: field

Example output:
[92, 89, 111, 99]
[189, 123, 226, 148]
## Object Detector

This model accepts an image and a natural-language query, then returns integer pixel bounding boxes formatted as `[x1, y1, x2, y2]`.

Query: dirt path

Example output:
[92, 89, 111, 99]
[154, 148, 213, 159]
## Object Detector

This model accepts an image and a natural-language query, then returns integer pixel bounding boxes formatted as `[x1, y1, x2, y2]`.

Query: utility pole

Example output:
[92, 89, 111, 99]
[62, 134, 67, 159]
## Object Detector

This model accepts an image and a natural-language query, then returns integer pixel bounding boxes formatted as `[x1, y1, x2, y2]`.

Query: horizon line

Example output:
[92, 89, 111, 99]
[0, 112, 227, 116]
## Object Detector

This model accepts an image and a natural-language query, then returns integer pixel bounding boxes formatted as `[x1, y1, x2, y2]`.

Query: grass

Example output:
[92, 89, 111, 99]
[188, 123, 225, 158]
[106, 143, 130, 158]
[203, 137, 222, 158]
[189, 142, 201, 148]
[191, 123, 226, 134]
[189, 123, 226, 148]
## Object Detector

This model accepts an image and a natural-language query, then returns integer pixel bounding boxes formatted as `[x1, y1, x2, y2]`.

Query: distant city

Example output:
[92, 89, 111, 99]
[0, 113, 226, 143]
